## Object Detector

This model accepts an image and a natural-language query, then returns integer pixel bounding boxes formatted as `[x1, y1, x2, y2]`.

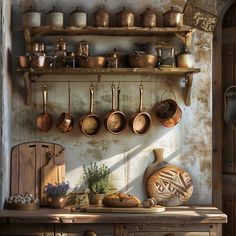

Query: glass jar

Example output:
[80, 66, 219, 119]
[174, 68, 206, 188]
[54, 38, 67, 68]
[76, 39, 90, 56]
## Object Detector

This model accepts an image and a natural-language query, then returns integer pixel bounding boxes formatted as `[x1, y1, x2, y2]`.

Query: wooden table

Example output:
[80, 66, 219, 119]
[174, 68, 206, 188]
[0, 206, 227, 236]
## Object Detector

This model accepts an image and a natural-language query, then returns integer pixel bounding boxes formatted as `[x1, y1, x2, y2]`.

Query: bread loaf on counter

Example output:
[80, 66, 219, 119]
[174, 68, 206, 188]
[102, 192, 141, 207]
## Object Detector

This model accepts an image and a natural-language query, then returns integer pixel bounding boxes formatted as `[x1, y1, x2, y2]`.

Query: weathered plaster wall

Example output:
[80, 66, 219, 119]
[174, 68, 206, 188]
[0, 0, 12, 207]
[11, 0, 215, 204]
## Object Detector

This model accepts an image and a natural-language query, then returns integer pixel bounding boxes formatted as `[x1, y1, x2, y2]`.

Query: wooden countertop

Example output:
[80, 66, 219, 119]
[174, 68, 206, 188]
[0, 206, 227, 224]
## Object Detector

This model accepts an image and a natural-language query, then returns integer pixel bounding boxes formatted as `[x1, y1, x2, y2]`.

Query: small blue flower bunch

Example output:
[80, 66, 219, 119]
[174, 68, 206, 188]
[44, 181, 70, 197]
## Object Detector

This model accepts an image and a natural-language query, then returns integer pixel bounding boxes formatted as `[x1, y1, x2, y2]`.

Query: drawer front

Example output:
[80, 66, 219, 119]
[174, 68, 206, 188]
[134, 233, 210, 236]
[55, 224, 113, 236]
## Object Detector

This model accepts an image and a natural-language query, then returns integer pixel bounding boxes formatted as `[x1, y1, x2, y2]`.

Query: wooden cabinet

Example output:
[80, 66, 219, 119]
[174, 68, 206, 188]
[0, 206, 227, 236]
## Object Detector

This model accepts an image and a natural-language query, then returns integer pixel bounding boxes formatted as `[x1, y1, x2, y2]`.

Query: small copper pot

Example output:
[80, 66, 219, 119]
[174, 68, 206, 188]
[140, 8, 157, 28]
[78, 56, 106, 68]
[155, 89, 182, 127]
[116, 7, 135, 27]
[17, 56, 30, 68]
[129, 54, 157, 68]
[163, 7, 183, 27]
[94, 6, 110, 27]
[47, 196, 66, 209]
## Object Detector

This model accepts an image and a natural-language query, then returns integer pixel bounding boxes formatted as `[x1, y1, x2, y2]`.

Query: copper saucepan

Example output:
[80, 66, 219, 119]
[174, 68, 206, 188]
[56, 83, 74, 133]
[36, 82, 53, 132]
[79, 84, 101, 137]
[129, 84, 151, 134]
[104, 84, 126, 134]
[155, 89, 182, 128]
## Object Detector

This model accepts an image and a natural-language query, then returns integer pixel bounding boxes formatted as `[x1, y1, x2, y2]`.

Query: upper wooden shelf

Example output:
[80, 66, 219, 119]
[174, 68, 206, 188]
[20, 26, 194, 39]
[17, 67, 200, 76]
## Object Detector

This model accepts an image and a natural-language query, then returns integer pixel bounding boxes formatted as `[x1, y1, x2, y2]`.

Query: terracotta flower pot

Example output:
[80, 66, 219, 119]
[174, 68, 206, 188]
[47, 196, 67, 209]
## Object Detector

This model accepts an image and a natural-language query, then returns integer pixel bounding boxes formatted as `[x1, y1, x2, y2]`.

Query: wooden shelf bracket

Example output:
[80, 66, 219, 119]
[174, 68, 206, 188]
[185, 72, 193, 106]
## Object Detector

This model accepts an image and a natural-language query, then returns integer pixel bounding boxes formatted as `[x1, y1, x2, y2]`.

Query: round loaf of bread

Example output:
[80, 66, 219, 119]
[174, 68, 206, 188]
[102, 193, 141, 207]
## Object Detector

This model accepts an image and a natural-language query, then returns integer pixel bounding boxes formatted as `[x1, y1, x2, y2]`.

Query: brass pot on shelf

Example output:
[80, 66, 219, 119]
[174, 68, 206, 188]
[94, 6, 110, 27]
[140, 8, 157, 28]
[162, 7, 183, 27]
[116, 7, 135, 27]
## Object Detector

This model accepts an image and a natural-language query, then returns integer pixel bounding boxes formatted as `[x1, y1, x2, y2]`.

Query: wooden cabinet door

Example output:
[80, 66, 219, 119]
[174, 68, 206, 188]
[222, 4, 236, 235]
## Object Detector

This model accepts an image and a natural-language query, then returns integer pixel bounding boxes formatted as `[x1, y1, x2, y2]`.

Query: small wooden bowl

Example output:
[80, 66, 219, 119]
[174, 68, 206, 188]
[6, 202, 39, 210]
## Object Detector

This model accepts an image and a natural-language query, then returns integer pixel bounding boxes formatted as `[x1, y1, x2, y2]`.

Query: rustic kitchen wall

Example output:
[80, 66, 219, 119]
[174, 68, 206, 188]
[10, 0, 217, 204]
[0, 0, 12, 207]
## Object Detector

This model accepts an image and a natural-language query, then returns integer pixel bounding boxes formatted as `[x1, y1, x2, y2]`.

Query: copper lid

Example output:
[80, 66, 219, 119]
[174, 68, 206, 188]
[116, 6, 134, 15]
[94, 6, 109, 15]
[23, 5, 40, 13]
[140, 7, 156, 16]
[163, 6, 183, 15]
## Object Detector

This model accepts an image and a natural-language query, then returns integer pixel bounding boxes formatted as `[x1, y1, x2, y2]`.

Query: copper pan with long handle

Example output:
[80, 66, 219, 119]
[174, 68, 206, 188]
[104, 84, 126, 134]
[36, 82, 53, 132]
[129, 84, 151, 134]
[79, 84, 101, 137]
[56, 83, 74, 133]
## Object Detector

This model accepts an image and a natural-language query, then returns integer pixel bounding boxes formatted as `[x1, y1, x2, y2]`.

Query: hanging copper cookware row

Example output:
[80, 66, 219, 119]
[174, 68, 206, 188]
[79, 84, 101, 137]
[129, 84, 152, 134]
[104, 84, 126, 134]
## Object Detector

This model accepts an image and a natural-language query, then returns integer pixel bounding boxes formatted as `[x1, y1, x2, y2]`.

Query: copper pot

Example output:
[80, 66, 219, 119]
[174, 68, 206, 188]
[129, 84, 151, 134]
[163, 7, 183, 27]
[29, 55, 52, 68]
[17, 55, 30, 68]
[94, 6, 109, 27]
[104, 84, 126, 134]
[106, 48, 128, 68]
[129, 54, 157, 68]
[176, 48, 194, 68]
[47, 196, 66, 209]
[116, 7, 135, 27]
[140, 8, 157, 28]
[79, 85, 101, 137]
[155, 89, 182, 127]
[56, 84, 74, 133]
[78, 56, 106, 68]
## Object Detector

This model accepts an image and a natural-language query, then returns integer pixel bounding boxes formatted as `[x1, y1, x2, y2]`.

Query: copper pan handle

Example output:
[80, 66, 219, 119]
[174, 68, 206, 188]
[90, 84, 94, 114]
[42, 82, 47, 113]
[139, 84, 144, 112]
[111, 84, 116, 111]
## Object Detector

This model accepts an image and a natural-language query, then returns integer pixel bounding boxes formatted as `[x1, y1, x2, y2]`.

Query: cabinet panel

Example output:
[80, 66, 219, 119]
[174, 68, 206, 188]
[55, 224, 113, 236]
[0, 223, 54, 236]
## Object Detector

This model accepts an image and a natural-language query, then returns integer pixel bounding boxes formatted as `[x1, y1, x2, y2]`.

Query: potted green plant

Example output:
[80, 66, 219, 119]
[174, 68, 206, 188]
[44, 181, 70, 209]
[83, 162, 110, 205]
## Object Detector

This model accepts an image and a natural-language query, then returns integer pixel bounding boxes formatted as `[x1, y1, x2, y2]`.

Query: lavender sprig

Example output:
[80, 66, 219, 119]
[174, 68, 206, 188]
[44, 181, 70, 196]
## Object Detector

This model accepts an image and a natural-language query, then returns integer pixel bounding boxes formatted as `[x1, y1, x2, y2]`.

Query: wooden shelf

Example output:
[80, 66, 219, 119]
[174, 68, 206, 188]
[20, 26, 194, 48]
[17, 67, 200, 75]
[17, 67, 200, 107]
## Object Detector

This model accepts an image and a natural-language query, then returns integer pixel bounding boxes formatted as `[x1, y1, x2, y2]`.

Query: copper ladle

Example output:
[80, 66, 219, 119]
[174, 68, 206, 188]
[36, 82, 53, 132]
